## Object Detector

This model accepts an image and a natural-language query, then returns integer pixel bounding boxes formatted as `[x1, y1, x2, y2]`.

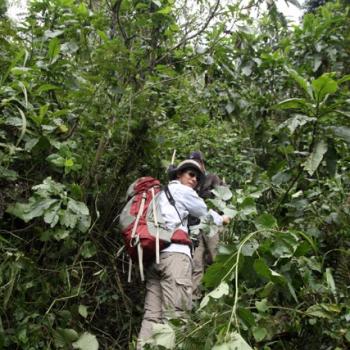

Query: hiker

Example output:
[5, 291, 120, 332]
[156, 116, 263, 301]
[192, 173, 226, 300]
[187, 151, 227, 300]
[138, 159, 230, 348]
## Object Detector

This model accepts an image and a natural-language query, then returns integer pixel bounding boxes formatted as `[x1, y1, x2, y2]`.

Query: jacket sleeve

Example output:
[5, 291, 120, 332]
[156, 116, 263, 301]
[208, 209, 223, 226]
[181, 187, 223, 225]
[181, 187, 208, 218]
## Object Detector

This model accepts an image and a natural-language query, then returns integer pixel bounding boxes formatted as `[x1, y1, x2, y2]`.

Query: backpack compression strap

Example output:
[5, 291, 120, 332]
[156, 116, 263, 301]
[163, 185, 184, 226]
[129, 191, 147, 282]
[151, 187, 160, 264]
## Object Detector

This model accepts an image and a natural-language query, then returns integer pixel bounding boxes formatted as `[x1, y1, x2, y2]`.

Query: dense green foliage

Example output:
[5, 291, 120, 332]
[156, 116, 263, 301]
[1, 0, 350, 349]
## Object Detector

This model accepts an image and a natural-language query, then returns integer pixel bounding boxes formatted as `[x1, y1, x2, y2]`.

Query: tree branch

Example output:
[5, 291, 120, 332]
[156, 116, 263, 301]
[110, 0, 128, 43]
[154, 0, 221, 65]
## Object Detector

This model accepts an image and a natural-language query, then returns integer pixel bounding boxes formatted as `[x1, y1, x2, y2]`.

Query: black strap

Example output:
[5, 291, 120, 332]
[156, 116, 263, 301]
[164, 185, 184, 226]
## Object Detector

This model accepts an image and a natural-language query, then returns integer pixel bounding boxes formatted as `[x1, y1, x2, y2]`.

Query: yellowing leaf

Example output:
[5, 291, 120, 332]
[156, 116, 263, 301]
[59, 124, 69, 133]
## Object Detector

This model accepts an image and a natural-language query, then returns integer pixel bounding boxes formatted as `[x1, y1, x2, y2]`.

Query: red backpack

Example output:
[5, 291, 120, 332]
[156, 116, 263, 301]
[119, 177, 191, 281]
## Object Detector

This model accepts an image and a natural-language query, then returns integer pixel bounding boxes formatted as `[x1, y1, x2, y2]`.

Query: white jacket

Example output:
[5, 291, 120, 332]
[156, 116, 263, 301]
[159, 180, 223, 257]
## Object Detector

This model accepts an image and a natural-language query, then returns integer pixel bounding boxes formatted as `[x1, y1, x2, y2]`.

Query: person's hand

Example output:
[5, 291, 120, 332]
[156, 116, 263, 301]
[222, 215, 231, 225]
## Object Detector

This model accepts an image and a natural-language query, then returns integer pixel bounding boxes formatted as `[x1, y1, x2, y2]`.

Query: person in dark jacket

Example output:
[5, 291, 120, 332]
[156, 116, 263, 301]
[187, 151, 227, 300]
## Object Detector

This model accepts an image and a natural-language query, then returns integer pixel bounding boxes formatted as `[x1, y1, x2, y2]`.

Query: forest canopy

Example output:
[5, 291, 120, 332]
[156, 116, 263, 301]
[1, 0, 350, 349]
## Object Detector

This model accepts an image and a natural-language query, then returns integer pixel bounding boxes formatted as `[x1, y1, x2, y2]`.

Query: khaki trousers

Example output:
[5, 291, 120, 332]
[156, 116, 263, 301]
[192, 231, 220, 300]
[138, 252, 192, 349]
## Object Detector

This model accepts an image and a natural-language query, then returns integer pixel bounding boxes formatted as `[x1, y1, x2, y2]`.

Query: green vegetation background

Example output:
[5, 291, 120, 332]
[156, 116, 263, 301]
[1, 0, 350, 348]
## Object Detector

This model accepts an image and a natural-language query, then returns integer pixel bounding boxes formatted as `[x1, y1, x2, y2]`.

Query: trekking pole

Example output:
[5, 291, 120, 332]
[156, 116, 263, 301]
[171, 149, 176, 165]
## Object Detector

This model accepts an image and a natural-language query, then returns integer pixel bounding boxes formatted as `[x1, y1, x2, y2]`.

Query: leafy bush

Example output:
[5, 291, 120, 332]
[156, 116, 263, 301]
[1, 0, 350, 348]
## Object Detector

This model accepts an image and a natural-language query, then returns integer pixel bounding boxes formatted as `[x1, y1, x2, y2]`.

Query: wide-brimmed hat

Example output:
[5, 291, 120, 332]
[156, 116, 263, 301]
[168, 159, 205, 184]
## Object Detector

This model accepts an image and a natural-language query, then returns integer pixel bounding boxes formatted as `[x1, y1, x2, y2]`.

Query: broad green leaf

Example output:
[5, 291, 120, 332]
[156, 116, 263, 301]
[237, 307, 256, 327]
[313, 56, 322, 73]
[60, 209, 78, 228]
[78, 215, 91, 233]
[337, 74, 350, 84]
[288, 282, 299, 303]
[208, 198, 226, 211]
[16, 106, 27, 146]
[254, 258, 271, 280]
[6, 202, 36, 221]
[306, 304, 331, 319]
[330, 126, 350, 144]
[32, 104, 48, 126]
[53, 229, 70, 240]
[59, 125, 69, 133]
[242, 65, 252, 76]
[72, 332, 98, 350]
[271, 171, 292, 185]
[223, 207, 237, 218]
[61, 41, 79, 54]
[7, 198, 58, 222]
[25, 198, 59, 221]
[68, 199, 89, 216]
[254, 213, 277, 230]
[320, 304, 341, 313]
[10, 67, 32, 75]
[97, 30, 108, 42]
[312, 74, 338, 102]
[240, 197, 257, 216]
[0, 165, 18, 181]
[44, 201, 61, 227]
[47, 154, 66, 167]
[78, 305, 88, 318]
[76, 3, 88, 16]
[287, 68, 313, 99]
[54, 328, 79, 347]
[212, 186, 233, 201]
[225, 103, 234, 114]
[277, 114, 316, 134]
[65, 158, 74, 167]
[44, 29, 64, 40]
[203, 254, 235, 288]
[335, 110, 350, 118]
[255, 298, 269, 313]
[152, 0, 162, 7]
[145, 323, 175, 349]
[212, 332, 252, 350]
[25, 137, 40, 151]
[273, 98, 308, 110]
[200, 281, 229, 309]
[37, 84, 59, 95]
[254, 258, 286, 284]
[303, 140, 328, 175]
[270, 231, 298, 258]
[157, 6, 172, 14]
[81, 241, 97, 258]
[325, 268, 336, 297]
[17, 81, 28, 108]
[48, 38, 60, 62]
[252, 327, 267, 342]
[241, 239, 259, 256]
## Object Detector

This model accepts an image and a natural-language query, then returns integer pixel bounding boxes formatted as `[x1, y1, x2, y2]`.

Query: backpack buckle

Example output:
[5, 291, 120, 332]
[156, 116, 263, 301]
[130, 235, 140, 247]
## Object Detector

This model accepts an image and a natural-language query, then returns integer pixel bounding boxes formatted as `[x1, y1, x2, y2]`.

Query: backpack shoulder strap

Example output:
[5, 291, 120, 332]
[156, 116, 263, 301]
[163, 185, 184, 226]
